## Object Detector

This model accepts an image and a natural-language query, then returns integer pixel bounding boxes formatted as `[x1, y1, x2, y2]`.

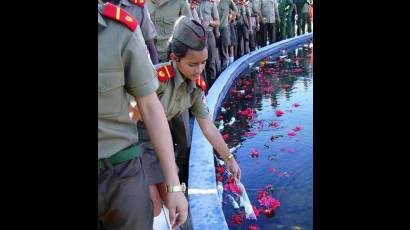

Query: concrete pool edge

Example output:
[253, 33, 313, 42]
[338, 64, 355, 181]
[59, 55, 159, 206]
[188, 33, 313, 230]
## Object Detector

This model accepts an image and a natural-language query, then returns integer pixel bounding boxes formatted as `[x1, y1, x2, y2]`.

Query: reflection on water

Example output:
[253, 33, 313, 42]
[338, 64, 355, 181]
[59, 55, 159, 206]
[214, 43, 313, 230]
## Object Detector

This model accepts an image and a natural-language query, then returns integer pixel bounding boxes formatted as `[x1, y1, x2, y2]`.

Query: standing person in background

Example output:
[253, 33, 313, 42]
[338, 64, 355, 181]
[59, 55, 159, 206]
[278, 0, 293, 40]
[228, 7, 238, 63]
[147, 0, 192, 62]
[198, 0, 220, 89]
[217, 0, 238, 71]
[235, 0, 251, 56]
[259, 0, 280, 46]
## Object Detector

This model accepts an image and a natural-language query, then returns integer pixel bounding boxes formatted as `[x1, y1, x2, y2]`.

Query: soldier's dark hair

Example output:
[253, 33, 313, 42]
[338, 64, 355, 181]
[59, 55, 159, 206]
[167, 40, 190, 59]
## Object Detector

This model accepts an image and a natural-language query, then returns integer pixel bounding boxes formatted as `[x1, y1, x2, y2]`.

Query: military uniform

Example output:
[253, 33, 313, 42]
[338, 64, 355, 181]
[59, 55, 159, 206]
[148, 0, 193, 185]
[258, 0, 280, 46]
[148, 0, 192, 62]
[198, 0, 220, 88]
[104, 0, 159, 63]
[278, 0, 293, 40]
[247, 0, 258, 51]
[98, 3, 158, 229]
[235, 0, 251, 56]
[217, 0, 238, 70]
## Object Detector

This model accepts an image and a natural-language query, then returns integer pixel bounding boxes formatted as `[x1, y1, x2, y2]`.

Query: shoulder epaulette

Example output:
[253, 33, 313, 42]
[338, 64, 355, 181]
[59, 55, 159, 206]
[130, 0, 145, 8]
[102, 2, 139, 31]
[156, 64, 175, 82]
[195, 75, 207, 91]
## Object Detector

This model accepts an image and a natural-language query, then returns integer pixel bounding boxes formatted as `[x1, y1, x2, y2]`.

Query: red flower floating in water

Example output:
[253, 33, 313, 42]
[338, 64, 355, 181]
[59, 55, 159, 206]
[239, 108, 255, 117]
[292, 126, 302, 132]
[223, 134, 229, 140]
[217, 176, 223, 182]
[245, 94, 253, 99]
[249, 149, 259, 158]
[245, 132, 257, 137]
[269, 122, 279, 128]
[282, 83, 290, 89]
[268, 167, 276, 174]
[231, 88, 237, 94]
[249, 226, 260, 230]
[288, 131, 297, 137]
[231, 214, 243, 224]
[229, 182, 242, 194]
[275, 110, 284, 117]
[292, 103, 301, 107]
[216, 166, 225, 174]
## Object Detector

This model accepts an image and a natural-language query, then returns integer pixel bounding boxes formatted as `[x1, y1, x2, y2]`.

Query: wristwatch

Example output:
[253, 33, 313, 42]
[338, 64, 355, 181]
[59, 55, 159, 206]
[165, 183, 186, 193]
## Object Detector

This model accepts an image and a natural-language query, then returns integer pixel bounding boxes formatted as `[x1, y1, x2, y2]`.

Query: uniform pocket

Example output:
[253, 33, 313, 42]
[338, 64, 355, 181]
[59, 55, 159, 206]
[163, 16, 177, 35]
[98, 71, 125, 117]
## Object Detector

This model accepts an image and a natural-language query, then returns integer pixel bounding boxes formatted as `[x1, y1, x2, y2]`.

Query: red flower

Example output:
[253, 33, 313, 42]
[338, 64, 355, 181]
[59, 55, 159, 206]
[245, 94, 253, 99]
[257, 191, 268, 200]
[252, 206, 260, 218]
[217, 176, 223, 182]
[231, 214, 243, 224]
[268, 167, 276, 174]
[275, 110, 284, 117]
[228, 181, 242, 195]
[282, 83, 290, 89]
[231, 88, 237, 94]
[292, 103, 300, 107]
[269, 122, 279, 128]
[249, 149, 259, 158]
[288, 132, 297, 137]
[223, 134, 229, 140]
[216, 166, 225, 174]
[292, 126, 302, 132]
[249, 225, 260, 230]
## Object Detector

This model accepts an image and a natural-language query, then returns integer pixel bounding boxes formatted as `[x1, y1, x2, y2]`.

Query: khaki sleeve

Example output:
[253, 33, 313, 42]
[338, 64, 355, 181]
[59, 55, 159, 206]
[122, 27, 159, 98]
[190, 90, 211, 120]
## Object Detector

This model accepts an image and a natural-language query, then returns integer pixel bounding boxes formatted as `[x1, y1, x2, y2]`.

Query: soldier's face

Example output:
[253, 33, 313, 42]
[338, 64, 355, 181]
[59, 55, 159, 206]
[173, 48, 208, 81]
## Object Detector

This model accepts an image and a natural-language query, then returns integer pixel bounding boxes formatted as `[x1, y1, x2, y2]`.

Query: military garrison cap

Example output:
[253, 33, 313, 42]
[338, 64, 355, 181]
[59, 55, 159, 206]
[171, 16, 207, 50]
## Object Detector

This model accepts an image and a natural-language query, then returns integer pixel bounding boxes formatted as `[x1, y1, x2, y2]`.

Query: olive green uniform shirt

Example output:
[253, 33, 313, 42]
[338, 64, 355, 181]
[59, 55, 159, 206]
[155, 61, 210, 120]
[148, 0, 192, 61]
[217, 0, 238, 28]
[119, 0, 157, 41]
[258, 0, 280, 23]
[98, 12, 158, 159]
[198, 0, 220, 32]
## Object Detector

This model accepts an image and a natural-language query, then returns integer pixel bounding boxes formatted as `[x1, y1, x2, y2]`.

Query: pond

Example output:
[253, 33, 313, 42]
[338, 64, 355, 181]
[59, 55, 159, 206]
[214, 43, 313, 230]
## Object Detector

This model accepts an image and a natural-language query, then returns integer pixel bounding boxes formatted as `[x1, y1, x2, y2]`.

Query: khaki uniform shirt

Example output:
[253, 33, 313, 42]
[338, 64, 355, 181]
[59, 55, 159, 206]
[155, 61, 210, 120]
[148, 0, 192, 60]
[217, 0, 238, 28]
[98, 12, 158, 159]
[198, 0, 220, 32]
[258, 0, 279, 23]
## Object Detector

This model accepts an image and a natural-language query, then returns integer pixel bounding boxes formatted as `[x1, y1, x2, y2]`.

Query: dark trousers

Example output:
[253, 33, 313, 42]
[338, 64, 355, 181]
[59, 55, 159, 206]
[205, 30, 217, 89]
[261, 22, 276, 46]
[218, 26, 230, 71]
[236, 23, 249, 57]
[98, 156, 153, 230]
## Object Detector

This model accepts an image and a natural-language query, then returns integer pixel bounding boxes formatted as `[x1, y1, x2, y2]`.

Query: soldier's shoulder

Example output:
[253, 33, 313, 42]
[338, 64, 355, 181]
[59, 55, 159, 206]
[99, 3, 139, 31]
[155, 62, 175, 83]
